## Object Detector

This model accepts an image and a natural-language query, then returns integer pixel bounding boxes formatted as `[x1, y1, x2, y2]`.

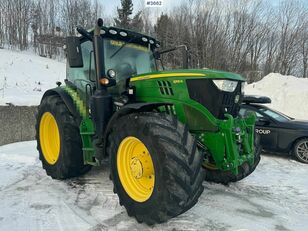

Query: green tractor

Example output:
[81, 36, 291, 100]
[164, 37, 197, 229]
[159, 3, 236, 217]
[36, 19, 260, 224]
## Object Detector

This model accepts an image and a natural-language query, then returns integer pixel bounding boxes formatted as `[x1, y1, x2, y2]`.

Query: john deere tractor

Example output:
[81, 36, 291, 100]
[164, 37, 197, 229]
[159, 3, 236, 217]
[36, 19, 260, 224]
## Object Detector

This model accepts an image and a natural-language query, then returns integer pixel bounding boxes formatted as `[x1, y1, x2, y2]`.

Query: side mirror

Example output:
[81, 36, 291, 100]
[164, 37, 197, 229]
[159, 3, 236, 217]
[182, 47, 188, 69]
[153, 51, 160, 59]
[154, 45, 189, 69]
[66, 36, 83, 68]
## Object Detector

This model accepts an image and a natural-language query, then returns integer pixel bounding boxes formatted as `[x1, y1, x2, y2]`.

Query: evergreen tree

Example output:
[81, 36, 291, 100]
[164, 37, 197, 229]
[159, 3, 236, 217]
[131, 11, 143, 32]
[114, 0, 143, 32]
[114, 0, 133, 29]
[155, 14, 174, 46]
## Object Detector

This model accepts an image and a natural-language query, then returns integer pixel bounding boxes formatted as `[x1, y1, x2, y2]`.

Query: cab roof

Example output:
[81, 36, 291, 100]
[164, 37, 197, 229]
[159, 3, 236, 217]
[86, 26, 160, 50]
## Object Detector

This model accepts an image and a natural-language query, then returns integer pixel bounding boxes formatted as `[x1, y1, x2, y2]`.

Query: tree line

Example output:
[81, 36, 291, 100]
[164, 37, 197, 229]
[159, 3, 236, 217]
[0, 0, 102, 57]
[0, 0, 307, 79]
[151, 0, 308, 79]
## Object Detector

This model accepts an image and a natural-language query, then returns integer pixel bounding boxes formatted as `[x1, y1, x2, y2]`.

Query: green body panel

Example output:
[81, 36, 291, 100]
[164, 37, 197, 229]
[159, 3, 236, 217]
[63, 86, 97, 166]
[129, 69, 255, 174]
[80, 118, 97, 166]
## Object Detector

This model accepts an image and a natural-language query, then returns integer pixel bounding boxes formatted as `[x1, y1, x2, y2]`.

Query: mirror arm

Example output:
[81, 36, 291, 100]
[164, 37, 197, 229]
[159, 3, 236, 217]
[76, 26, 93, 41]
[177, 45, 188, 69]
[177, 44, 188, 51]
[159, 58, 165, 70]
[155, 44, 189, 69]
[158, 47, 177, 55]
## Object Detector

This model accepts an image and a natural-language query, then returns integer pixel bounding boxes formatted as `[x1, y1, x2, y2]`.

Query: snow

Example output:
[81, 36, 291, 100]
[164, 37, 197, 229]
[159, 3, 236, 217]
[245, 73, 308, 120]
[0, 141, 308, 231]
[0, 49, 65, 106]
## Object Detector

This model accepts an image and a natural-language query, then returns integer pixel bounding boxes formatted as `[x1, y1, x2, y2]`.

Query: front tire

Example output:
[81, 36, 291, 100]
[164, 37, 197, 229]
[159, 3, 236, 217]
[107, 113, 205, 224]
[293, 138, 308, 164]
[36, 94, 91, 179]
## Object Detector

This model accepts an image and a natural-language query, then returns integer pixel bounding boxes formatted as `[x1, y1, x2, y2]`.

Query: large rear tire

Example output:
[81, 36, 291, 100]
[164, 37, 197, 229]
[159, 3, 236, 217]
[107, 113, 205, 224]
[36, 94, 91, 179]
[203, 134, 261, 184]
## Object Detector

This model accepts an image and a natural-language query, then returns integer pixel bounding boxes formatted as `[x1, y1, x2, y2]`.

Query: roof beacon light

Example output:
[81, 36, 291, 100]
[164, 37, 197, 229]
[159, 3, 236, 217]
[120, 31, 128, 37]
[109, 29, 117, 35]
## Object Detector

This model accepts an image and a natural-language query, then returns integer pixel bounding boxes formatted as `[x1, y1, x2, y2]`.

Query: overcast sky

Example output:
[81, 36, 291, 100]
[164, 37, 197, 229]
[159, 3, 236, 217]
[100, 0, 308, 19]
[101, 0, 183, 17]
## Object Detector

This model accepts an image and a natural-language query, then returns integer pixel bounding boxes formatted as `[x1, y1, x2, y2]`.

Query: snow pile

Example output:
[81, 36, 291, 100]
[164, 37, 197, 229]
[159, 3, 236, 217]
[245, 73, 308, 120]
[0, 49, 65, 106]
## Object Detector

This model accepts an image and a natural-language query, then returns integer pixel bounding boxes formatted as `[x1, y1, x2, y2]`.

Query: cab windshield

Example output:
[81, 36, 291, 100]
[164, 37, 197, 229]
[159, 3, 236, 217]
[104, 39, 156, 81]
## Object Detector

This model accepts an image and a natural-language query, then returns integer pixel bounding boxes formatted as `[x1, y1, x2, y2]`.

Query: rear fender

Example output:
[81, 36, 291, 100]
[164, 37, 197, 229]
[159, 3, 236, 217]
[41, 87, 82, 124]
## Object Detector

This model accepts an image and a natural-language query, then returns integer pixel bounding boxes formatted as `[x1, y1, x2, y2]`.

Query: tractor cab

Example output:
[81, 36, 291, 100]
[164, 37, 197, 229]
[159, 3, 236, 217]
[66, 25, 159, 96]
[102, 27, 161, 84]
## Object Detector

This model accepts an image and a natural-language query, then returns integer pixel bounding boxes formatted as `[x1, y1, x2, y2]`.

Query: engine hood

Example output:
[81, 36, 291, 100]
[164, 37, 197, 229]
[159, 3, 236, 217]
[130, 69, 244, 82]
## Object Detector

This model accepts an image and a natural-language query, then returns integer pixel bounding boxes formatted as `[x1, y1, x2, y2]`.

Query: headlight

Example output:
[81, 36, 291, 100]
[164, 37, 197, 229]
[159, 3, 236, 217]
[107, 69, 116, 78]
[212, 79, 238, 92]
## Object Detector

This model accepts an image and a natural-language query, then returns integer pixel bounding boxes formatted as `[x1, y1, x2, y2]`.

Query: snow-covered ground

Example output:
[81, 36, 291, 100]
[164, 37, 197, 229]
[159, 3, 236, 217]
[245, 73, 308, 120]
[0, 49, 65, 106]
[0, 141, 307, 231]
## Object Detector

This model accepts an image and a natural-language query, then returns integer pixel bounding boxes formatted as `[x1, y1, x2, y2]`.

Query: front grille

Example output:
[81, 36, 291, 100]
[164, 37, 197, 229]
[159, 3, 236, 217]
[186, 79, 242, 119]
[157, 80, 174, 95]
[222, 94, 239, 117]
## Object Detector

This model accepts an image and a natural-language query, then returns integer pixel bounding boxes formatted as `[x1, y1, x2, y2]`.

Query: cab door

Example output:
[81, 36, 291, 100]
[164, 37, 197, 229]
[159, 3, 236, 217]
[67, 40, 96, 91]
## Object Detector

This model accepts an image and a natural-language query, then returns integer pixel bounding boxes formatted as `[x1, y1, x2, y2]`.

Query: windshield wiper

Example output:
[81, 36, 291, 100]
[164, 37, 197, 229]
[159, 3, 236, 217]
[110, 37, 135, 59]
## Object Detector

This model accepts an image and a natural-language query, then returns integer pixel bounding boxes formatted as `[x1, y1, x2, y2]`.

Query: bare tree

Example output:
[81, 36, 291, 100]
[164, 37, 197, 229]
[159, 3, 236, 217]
[0, 0, 306, 79]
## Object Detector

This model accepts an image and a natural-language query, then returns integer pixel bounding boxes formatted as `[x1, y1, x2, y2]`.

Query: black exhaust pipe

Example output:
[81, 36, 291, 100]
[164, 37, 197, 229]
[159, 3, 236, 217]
[93, 18, 105, 90]
[91, 19, 113, 143]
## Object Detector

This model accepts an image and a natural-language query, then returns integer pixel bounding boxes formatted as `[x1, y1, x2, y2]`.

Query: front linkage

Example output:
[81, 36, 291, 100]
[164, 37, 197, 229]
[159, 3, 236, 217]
[201, 113, 256, 175]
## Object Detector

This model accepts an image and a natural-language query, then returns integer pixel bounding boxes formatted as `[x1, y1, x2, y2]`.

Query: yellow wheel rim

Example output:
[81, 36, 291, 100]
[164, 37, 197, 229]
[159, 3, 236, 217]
[39, 112, 60, 165]
[117, 136, 155, 202]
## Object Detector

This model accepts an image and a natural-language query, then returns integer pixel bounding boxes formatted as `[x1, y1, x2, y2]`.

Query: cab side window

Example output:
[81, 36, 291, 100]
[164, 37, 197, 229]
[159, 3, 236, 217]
[67, 40, 95, 90]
